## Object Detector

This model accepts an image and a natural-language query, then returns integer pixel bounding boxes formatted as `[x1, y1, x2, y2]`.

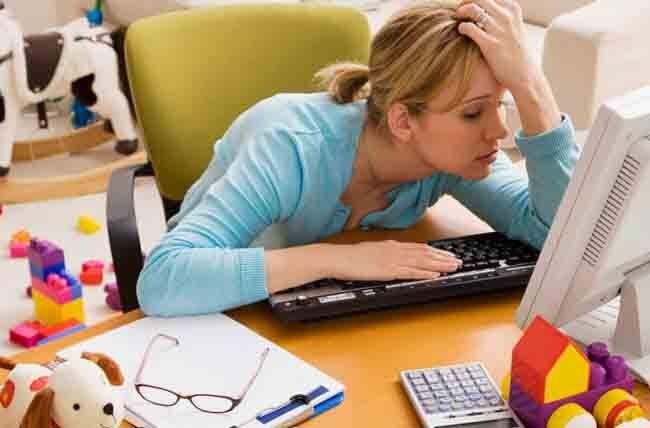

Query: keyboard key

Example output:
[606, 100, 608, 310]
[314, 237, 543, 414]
[425, 374, 440, 383]
[439, 368, 453, 375]
[446, 381, 460, 388]
[470, 394, 482, 401]
[479, 385, 492, 393]
[412, 378, 426, 385]
[456, 373, 471, 380]
[461, 380, 475, 387]
[451, 388, 465, 396]
[419, 392, 433, 399]
[408, 372, 423, 379]
[440, 397, 453, 404]
[489, 398, 502, 406]
[455, 395, 467, 402]
[425, 406, 437, 414]
[464, 401, 475, 409]
[415, 385, 429, 392]
[430, 383, 445, 391]
[422, 398, 437, 406]
[452, 402, 464, 410]
[476, 378, 490, 385]
[477, 399, 489, 407]
[464, 386, 479, 394]
[439, 404, 452, 412]
[435, 391, 450, 398]
[443, 374, 456, 382]
[470, 372, 485, 379]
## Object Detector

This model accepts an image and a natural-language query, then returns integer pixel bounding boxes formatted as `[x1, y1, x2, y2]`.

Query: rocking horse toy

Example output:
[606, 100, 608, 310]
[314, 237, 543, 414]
[0, 0, 138, 179]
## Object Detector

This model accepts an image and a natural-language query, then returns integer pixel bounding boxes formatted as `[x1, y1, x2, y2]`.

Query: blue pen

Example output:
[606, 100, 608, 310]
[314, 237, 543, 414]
[278, 393, 345, 427]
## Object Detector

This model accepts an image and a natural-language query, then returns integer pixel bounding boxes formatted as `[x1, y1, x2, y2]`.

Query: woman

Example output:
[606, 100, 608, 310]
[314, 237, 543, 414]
[138, 0, 580, 317]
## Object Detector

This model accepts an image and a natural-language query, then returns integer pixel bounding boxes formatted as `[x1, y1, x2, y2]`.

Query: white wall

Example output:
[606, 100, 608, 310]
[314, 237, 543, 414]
[3, 0, 89, 33]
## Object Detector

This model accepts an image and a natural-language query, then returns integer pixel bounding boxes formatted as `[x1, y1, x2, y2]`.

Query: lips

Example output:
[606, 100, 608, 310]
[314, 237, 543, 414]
[476, 150, 498, 160]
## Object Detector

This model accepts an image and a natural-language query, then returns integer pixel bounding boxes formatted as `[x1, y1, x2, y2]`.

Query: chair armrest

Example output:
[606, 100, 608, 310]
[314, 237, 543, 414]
[106, 162, 153, 312]
[542, 0, 650, 129]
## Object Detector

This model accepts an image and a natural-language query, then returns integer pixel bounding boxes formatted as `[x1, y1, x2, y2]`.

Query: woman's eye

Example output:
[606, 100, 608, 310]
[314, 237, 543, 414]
[463, 110, 482, 120]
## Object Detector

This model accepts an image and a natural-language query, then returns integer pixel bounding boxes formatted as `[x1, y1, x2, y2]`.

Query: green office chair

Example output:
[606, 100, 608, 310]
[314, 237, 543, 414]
[106, 3, 371, 312]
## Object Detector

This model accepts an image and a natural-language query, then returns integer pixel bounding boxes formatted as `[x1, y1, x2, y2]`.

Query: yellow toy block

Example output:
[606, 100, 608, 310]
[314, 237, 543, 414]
[594, 389, 645, 428]
[33, 289, 85, 326]
[77, 215, 101, 234]
[544, 345, 590, 403]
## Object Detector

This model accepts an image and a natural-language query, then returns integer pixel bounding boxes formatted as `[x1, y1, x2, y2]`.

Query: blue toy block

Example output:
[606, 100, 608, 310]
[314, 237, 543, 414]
[37, 323, 86, 346]
[30, 262, 65, 283]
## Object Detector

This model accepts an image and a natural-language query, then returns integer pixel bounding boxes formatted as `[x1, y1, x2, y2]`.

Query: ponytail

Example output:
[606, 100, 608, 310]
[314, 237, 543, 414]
[314, 62, 370, 104]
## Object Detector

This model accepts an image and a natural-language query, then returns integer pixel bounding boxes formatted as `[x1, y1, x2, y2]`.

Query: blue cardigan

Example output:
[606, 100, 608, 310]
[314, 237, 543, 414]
[138, 93, 580, 316]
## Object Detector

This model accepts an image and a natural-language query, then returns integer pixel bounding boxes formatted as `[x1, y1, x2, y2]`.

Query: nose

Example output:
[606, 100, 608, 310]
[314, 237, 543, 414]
[486, 104, 510, 142]
[103, 403, 114, 416]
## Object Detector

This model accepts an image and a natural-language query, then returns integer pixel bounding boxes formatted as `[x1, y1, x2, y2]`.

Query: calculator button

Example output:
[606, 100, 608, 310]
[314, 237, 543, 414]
[452, 402, 464, 410]
[477, 399, 489, 407]
[451, 388, 465, 396]
[439, 404, 452, 412]
[412, 378, 426, 385]
[453, 367, 468, 375]
[415, 385, 429, 392]
[440, 397, 453, 404]
[456, 373, 471, 380]
[470, 372, 485, 379]
[443, 374, 456, 382]
[425, 374, 440, 383]
[425, 406, 437, 414]
[470, 394, 482, 401]
[430, 383, 445, 391]
[435, 391, 450, 398]
[419, 392, 433, 399]
[484, 392, 497, 400]
[447, 381, 460, 388]
[422, 399, 437, 406]
[464, 386, 479, 394]
[489, 398, 502, 406]
[408, 372, 423, 379]
[464, 401, 475, 409]
[439, 368, 453, 375]
[461, 380, 475, 387]
[479, 385, 492, 393]
[455, 395, 467, 402]
[476, 378, 490, 385]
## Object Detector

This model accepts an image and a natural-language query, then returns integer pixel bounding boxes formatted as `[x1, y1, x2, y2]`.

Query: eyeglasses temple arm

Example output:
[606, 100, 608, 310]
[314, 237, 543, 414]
[237, 347, 270, 400]
[135, 333, 180, 384]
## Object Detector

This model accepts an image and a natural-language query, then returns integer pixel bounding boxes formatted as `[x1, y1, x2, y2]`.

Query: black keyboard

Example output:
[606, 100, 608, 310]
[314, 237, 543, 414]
[269, 232, 539, 322]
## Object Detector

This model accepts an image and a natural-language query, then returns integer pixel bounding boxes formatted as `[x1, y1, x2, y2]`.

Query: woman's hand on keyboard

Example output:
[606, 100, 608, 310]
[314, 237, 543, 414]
[330, 240, 462, 281]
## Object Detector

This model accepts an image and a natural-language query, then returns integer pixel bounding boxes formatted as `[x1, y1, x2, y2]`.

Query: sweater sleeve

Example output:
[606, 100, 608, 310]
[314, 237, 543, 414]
[137, 129, 302, 317]
[440, 115, 581, 250]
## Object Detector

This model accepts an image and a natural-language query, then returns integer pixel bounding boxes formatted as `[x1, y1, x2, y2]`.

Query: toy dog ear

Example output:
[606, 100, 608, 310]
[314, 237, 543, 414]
[19, 388, 54, 428]
[0, 356, 16, 371]
[82, 352, 125, 386]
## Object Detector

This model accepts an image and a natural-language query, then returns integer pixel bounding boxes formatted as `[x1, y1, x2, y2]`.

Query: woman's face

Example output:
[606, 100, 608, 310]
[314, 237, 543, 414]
[408, 60, 509, 180]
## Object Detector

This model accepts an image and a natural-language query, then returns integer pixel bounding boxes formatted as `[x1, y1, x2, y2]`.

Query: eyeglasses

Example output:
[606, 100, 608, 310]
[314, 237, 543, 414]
[134, 333, 270, 414]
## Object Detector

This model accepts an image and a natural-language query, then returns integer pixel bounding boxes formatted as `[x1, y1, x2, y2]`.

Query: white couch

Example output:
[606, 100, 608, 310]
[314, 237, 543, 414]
[14, 0, 650, 134]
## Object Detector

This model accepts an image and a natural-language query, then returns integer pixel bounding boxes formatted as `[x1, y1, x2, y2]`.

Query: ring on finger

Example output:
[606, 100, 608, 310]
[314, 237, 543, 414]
[475, 9, 489, 30]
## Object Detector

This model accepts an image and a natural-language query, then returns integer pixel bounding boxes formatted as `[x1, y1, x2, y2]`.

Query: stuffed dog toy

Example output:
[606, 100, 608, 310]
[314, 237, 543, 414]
[0, 352, 125, 428]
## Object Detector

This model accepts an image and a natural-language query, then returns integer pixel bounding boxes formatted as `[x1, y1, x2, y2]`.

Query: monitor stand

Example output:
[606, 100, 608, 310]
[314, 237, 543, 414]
[561, 261, 650, 385]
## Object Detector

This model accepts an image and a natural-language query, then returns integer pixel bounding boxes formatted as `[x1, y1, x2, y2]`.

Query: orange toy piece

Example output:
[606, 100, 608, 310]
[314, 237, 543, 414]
[512, 316, 590, 404]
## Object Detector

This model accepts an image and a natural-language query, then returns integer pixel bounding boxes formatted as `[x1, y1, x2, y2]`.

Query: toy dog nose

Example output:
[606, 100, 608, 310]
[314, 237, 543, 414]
[0, 2, 5, 10]
[103, 403, 114, 416]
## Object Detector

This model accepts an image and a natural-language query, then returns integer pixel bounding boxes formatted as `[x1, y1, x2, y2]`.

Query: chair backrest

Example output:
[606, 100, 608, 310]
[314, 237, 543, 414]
[125, 4, 370, 211]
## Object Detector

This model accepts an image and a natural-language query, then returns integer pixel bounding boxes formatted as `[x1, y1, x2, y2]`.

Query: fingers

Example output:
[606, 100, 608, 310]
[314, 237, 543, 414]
[458, 0, 508, 23]
[456, 21, 496, 48]
[406, 245, 463, 273]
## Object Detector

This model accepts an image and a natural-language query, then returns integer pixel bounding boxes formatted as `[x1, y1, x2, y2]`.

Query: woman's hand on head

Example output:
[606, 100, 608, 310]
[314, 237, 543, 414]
[455, 0, 538, 94]
[331, 241, 463, 282]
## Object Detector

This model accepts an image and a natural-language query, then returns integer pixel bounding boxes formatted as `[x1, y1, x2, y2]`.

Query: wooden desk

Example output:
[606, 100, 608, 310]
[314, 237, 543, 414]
[3, 198, 649, 427]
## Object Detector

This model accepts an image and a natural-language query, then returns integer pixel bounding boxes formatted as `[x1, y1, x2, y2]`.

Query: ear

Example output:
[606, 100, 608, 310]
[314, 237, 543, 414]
[82, 352, 125, 386]
[0, 357, 16, 371]
[19, 388, 54, 428]
[386, 102, 415, 144]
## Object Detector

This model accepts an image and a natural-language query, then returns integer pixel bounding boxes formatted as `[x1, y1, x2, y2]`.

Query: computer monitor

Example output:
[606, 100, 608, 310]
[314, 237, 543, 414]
[516, 85, 650, 384]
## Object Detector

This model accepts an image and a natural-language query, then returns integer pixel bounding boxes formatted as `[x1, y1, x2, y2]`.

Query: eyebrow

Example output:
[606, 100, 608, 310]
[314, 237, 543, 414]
[461, 94, 492, 105]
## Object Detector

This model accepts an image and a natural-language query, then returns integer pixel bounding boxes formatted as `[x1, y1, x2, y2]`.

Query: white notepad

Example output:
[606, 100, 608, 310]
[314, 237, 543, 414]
[57, 314, 344, 428]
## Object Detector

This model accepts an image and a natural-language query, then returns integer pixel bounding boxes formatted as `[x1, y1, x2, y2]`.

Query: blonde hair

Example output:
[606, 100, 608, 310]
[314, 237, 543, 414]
[315, 1, 481, 130]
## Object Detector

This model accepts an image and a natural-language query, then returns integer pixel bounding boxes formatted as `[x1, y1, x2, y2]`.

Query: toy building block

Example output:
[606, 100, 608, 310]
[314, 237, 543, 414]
[31, 273, 83, 305]
[9, 321, 44, 348]
[512, 316, 590, 404]
[508, 318, 634, 428]
[594, 389, 647, 428]
[11, 229, 31, 244]
[9, 241, 29, 258]
[77, 215, 101, 234]
[105, 282, 122, 311]
[36, 319, 86, 346]
[32, 289, 85, 326]
[547, 403, 596, 428]
[80, 268, 103, 285]
[28, 239, 64, 270]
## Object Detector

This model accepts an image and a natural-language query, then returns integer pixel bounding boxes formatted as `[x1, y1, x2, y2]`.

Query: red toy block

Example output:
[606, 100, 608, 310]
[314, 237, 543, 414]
[9, 321, 44, 348]
[9, 241, 29, 258]
[80, 268, 103, 285]
[38, 319, 81, 338]
[82, 260, 105, 271]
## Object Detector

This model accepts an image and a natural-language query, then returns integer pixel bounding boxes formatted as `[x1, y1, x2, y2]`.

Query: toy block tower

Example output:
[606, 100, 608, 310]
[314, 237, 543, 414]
[28, 238, 85, 325]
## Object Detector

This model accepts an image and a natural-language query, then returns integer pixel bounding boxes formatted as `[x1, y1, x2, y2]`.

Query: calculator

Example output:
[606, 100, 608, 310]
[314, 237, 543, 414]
[400, 362, 525, 428]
